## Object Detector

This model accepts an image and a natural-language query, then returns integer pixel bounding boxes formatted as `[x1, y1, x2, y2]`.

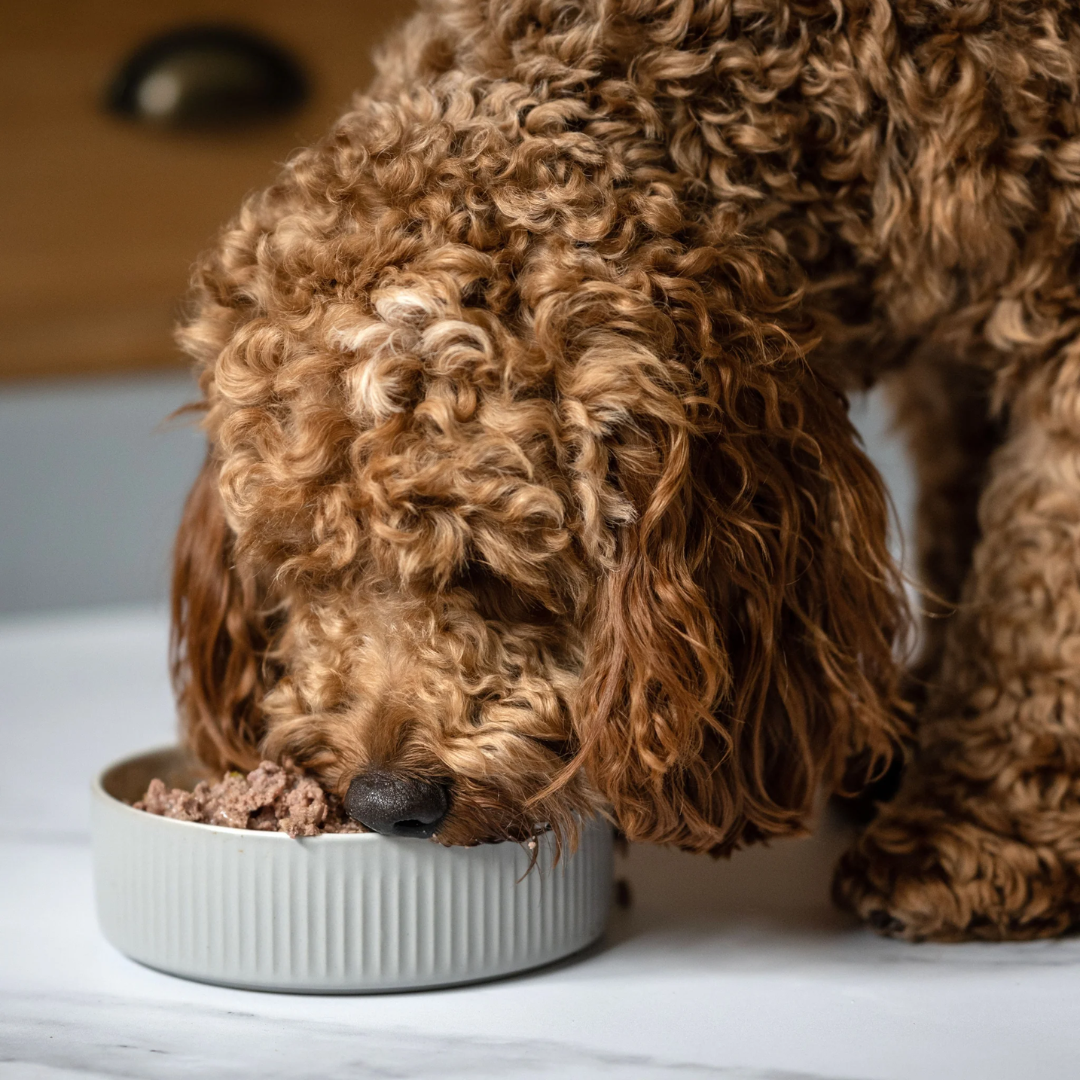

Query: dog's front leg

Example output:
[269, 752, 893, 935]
[835, 350, 1080, 940]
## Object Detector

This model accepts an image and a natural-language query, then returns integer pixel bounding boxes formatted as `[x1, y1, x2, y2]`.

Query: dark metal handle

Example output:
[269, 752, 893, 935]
[105, 25, 308, 131]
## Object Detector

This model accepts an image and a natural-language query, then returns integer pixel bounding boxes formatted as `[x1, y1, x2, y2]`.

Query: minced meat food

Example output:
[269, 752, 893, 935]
[133, 761, 365, 837]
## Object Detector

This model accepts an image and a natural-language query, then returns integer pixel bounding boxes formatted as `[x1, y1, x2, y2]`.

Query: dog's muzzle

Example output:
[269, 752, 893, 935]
[344, 771, 449, 838]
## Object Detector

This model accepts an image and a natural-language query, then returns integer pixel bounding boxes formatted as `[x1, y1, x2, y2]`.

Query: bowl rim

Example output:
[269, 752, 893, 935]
[92, 744, 554, 849]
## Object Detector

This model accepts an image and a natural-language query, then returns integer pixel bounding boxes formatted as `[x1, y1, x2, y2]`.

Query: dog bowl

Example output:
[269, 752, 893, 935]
[91, 746, 613, 992]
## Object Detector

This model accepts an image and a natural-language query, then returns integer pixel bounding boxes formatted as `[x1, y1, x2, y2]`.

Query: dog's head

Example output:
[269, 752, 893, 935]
[172, 79, 907, 852]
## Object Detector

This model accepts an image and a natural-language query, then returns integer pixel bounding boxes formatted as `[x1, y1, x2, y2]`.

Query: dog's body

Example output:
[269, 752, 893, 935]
[172, 0, 1080, 940]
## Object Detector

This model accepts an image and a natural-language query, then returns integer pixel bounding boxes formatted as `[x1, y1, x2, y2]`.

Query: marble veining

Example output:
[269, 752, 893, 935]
[2, 991, 855, 1080]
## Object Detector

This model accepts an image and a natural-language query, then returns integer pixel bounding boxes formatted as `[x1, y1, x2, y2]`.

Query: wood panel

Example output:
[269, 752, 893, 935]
[0, 0, 410, 379]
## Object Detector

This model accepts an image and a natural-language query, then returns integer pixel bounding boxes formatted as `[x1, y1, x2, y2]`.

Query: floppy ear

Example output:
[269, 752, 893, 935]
[171, 456, 275, 772]
[573, 361, 910, 853]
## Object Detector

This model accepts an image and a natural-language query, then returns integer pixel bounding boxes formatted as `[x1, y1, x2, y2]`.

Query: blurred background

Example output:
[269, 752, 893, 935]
[1, 1, 404, 613]
[0, 0, 913, 616]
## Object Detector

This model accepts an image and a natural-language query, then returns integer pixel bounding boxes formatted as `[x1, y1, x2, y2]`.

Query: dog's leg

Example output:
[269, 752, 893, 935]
[890, 353, 1004, 698]
[836, 353, 1003, 813]
[834, 351, 1080, 940]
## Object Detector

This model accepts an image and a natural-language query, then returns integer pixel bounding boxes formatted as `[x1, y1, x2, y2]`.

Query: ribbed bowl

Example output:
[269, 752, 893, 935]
[91, 747, 613, 992]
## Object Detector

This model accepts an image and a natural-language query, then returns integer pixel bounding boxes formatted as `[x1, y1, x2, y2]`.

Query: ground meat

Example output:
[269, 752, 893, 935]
[133, 761, 365, 838]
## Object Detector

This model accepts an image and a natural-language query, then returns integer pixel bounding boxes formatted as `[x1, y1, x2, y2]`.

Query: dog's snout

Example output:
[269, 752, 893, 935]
[344, 771, 449, 838]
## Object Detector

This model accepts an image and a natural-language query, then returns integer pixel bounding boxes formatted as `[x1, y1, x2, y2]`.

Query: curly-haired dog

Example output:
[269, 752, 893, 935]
[171, 0, 1080, 942]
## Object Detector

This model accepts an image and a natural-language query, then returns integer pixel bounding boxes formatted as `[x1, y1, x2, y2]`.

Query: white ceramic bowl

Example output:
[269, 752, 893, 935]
[92, 746, 613, 992]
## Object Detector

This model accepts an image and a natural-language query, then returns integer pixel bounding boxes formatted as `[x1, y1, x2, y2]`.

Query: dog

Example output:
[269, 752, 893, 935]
[171, 0, 1080, 942]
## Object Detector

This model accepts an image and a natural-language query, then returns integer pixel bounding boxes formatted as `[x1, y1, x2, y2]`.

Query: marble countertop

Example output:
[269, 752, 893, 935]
[3, 607, 1078, 1079]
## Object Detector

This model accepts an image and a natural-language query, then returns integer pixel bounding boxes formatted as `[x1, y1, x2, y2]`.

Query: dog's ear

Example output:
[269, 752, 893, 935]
[171, 457, 274, 772]
[572, 360, 909, 853]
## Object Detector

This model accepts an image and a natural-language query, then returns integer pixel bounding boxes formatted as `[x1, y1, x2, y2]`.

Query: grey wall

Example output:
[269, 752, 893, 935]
[0, 375, 915, 615]
[0, 373, 206, 613]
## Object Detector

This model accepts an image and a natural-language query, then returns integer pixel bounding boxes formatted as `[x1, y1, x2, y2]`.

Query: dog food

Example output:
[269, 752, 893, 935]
[134, 761, 364, 837]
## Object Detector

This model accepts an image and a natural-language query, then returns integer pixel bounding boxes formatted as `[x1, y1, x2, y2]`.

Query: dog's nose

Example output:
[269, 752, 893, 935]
[344, 771, 448, 838]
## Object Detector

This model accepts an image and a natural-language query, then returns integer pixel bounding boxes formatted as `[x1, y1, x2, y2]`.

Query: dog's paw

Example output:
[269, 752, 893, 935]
[832, 803, 1079, 942]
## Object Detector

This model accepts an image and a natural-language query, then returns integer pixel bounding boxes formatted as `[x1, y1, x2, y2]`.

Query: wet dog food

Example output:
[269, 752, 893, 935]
[133, 761, 364, 837]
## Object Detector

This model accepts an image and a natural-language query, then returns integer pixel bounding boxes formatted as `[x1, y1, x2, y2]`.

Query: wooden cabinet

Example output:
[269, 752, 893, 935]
[1, 1, 409, 379]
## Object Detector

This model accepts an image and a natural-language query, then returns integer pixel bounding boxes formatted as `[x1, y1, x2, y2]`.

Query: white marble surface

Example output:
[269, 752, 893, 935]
[2, 608, 1079, 1079]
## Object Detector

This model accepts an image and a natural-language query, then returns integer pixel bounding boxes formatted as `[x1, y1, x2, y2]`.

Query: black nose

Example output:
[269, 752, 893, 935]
[344, 772, 449, 838]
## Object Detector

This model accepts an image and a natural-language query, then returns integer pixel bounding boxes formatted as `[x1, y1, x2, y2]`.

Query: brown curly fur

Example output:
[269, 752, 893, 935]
[172, 0, 1080, 939]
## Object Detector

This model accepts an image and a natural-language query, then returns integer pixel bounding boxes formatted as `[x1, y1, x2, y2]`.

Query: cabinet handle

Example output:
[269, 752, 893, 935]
[105, 25, 308, 130]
